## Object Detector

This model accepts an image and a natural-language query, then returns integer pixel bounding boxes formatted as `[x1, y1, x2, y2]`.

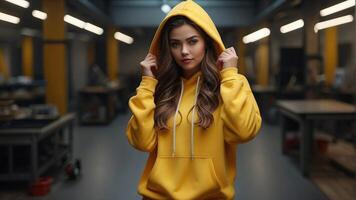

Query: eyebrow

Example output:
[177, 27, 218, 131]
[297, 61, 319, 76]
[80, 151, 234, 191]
[169, 35, 198, 41]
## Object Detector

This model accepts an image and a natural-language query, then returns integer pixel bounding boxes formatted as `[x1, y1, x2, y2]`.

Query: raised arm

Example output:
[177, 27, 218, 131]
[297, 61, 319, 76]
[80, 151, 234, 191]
[220, 67, 262, 144]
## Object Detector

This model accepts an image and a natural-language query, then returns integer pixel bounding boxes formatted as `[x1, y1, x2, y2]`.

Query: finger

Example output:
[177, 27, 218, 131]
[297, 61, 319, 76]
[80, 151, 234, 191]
[220, 49, 227, 55]
[147, 53, 155, 59]
[230, 47, 237, 56]
[220, 51, 229, 57]
[146, 62, 156, 67]
[226, 48, 235, 55]
[226, 48, 237, 57]
[149, 54, 156, 59]
[147, 58, 157, 63]
[219, 54, 230, 59]
[147, 57, 156, 62]
[226, 47, 234, 54]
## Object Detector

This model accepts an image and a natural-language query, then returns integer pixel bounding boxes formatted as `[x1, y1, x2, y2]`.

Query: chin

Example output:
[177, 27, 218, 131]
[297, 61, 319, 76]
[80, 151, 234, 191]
[180, 63, 198, 70]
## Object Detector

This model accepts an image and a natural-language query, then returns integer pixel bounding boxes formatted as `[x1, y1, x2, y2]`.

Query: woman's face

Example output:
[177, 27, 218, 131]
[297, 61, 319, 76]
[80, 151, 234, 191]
[169, 24, 206, 78]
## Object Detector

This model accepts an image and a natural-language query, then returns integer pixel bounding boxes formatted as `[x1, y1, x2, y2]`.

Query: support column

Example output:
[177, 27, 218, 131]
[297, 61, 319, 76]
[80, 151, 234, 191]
[106, 27, 119, 81]
[324, 27, 338, 86]
[256, 37, 269, 86]
[0, 48, 10, 80]
[22, 36, 34, 78]
[303, 0, 320, 86]
[42, 0, 67, 115]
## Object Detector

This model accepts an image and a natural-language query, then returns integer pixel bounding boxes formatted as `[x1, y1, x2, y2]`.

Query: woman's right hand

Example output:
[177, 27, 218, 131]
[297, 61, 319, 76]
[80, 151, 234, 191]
[140, 53, 158, 78]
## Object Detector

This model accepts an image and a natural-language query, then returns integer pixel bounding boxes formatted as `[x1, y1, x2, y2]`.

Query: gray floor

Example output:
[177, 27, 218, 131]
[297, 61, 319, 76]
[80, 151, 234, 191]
[31, 112, 328, 199]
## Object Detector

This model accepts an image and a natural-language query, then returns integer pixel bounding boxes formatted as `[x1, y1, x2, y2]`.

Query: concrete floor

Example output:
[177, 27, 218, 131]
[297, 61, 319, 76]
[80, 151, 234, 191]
[0, 112, 329, 200]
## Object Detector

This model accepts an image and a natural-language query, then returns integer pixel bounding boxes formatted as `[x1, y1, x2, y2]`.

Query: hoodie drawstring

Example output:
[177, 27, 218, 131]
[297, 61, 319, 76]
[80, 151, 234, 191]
[172, 76, 200, 160]
[172, 79, 184, 157]
[191, 76, 200, 160]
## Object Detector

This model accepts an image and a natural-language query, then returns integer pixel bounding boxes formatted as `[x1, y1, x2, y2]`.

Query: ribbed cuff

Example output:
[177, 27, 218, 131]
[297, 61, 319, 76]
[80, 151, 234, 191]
[138, 76, 158, 93]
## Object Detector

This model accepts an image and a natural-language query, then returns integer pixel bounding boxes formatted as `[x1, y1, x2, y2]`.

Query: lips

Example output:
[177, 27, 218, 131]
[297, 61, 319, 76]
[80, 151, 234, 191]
[181, 58, 193, 64]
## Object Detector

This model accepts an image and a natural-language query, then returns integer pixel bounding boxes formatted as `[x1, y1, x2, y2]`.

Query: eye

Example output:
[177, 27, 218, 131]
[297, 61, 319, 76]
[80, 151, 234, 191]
[170, 42, 179, 48]
[189, 40, 197, 45]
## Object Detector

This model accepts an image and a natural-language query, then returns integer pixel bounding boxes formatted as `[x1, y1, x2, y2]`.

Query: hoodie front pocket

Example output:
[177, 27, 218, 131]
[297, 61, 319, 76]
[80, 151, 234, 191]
[147, 156, 223, 198]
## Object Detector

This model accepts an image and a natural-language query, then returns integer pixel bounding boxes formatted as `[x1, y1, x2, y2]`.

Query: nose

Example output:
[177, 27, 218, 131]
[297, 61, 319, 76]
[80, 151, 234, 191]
[181, 44, 189, 56]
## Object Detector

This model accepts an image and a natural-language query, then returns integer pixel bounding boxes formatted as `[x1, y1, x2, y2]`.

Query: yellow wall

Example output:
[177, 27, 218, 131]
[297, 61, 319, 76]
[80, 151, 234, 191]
[22, 36, 34, 78]
[256, 38, 269, 86]
[324, 27, 338, 86]
[106, 27, 119, 81]
[43, 0, 67, 115]
[0, 48, 10, 79]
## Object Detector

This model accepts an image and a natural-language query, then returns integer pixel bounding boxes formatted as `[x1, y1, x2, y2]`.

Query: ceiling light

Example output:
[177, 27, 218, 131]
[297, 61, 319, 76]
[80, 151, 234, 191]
[114, 32, 134, 44]
[280, 19, 304, 33]
[243, 28, 270, 44]
[64, 14, 103, 35]
[320, 0, 355, 17]
[314, 15, 353, 32]
[4, 0, 29, 8]
[0, 11, 20, 24]
[32, 10, 47, 20]
[64, 14, 86, 29]
[84, 23, 103, 35]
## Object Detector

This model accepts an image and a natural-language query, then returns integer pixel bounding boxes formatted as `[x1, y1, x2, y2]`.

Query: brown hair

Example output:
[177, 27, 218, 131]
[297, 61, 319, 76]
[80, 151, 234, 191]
[154, 16, 220, 131]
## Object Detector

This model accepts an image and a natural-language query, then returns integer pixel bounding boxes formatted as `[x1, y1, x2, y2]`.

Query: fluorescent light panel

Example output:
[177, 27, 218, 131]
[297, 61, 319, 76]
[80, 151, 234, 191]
[0, 11, 20, 24]
[320, 0, 355, 17]
[114, 32, 134, 44]
[314, 15, 353, 32]
[64, 14, 103, 35]
[32, 10, 47, 20]
[84, 23, 103, 35]
[64, 14, 86, 28]
[280, 19, 304, 33]
[4, 0, 29, 8]
[243, 28, 270, 44]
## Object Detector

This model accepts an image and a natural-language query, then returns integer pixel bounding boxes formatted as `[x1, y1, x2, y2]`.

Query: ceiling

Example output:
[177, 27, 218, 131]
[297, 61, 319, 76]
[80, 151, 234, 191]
[0, 0, 297, 40]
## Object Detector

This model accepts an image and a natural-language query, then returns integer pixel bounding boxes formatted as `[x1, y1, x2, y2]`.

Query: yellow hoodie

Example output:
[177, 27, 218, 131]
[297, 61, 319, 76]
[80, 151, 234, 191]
[126, 0, 262, 199]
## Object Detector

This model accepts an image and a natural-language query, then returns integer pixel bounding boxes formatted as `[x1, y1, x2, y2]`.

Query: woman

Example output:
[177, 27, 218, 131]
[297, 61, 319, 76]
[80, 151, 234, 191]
[126, 0, 262, 199]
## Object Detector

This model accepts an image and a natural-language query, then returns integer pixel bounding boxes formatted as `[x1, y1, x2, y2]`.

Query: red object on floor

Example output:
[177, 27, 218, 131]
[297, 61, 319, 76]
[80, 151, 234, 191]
[284, 136, 329, 154]
[284, 136, 300, 151]
[29, 176, 53, 196]
[315, 138, 329, 154]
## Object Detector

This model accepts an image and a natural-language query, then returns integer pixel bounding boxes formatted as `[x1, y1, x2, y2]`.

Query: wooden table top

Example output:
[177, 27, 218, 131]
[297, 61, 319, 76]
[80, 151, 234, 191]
[276, 99, 356, 115]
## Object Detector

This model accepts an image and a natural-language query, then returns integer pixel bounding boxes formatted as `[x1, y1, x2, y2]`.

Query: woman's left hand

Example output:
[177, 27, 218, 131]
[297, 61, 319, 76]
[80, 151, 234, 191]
[216, 47, 238, 70]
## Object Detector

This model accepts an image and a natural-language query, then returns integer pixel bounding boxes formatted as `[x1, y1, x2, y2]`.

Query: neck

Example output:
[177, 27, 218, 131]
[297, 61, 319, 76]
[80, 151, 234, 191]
[183, 67, 201, 79]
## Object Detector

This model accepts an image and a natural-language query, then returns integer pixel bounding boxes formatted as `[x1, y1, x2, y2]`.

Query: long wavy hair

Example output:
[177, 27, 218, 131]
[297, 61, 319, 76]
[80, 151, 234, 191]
[154, 16, 221, 131]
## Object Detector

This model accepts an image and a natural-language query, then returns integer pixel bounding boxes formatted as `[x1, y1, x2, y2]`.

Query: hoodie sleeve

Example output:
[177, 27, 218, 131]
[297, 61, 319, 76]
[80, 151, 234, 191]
[126, 76, 158, 152]
[220, 67, 262, 144]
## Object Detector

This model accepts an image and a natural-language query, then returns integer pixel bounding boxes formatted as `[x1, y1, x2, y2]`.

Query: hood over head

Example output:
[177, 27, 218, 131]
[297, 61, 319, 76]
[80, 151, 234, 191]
[148, 0, 226, 159]
[148, 0, 225, 58]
